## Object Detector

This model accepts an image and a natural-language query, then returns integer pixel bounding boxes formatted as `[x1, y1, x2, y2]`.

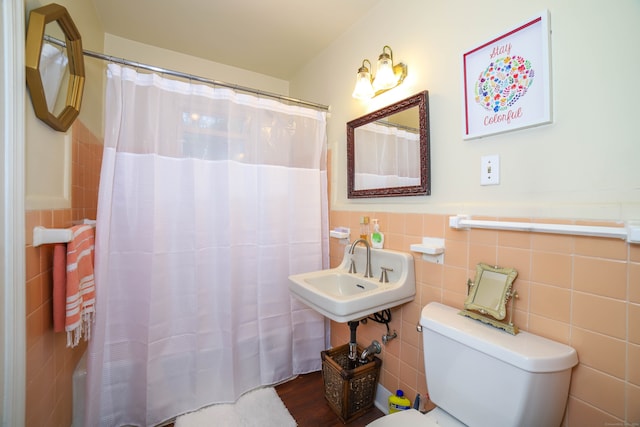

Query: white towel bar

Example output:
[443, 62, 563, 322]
[32, 219, 96, 247]
[449, 215, 640, 244]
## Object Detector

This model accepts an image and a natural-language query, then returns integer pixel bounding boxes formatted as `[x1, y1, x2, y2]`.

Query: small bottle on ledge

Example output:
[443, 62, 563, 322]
[359, 216, 370, 242]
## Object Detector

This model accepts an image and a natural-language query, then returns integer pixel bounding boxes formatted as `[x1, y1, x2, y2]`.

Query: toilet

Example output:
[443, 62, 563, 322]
[368, 302, 578, 427]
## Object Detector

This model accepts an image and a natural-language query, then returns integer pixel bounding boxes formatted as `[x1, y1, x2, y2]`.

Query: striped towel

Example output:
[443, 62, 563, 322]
[65, 225, 96, 348]
[52, 244, 67, 333]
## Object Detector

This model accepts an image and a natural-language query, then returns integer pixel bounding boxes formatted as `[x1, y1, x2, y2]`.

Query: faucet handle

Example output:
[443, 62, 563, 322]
[379, 266, 393, 283]
[349, 257, 357, 274]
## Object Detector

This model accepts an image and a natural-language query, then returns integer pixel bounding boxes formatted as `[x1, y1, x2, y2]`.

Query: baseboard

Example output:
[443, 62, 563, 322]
[374, 382, 391, 415]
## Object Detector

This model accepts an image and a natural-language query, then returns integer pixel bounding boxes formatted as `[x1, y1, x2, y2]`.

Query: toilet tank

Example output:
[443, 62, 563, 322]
[420, 303, 578, 427]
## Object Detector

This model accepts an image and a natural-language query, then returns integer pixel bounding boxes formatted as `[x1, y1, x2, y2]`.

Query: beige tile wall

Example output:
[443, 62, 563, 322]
[329, 211, 640, 426]
[24, 120, 103, 427]
[22, 135, 639, 425]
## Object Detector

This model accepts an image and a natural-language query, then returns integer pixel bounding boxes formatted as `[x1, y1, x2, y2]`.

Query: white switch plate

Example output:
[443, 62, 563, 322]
[481, 155, 500, 185]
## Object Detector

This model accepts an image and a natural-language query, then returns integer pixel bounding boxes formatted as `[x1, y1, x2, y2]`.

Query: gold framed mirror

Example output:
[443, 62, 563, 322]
[26, 3, 85, 132]
[460, 263, 519, 334]
[464, 263, 518, 320]
[347, 91, 430, 198]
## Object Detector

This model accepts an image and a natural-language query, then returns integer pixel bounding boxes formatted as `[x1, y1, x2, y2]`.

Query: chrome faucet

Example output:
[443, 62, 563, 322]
[349, 238, 373, 278]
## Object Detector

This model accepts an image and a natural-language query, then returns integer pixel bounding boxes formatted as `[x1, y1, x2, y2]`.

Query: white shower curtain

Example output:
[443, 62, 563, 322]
[85, 64, 329, 426]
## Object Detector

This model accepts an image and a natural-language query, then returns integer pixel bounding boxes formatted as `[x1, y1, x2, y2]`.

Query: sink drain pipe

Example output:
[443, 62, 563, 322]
[348, 320, 359, 361]
[347, 309, 395, 361]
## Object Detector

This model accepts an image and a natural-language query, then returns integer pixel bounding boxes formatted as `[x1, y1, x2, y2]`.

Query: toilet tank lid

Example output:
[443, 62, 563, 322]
[420, 303, 578, 373]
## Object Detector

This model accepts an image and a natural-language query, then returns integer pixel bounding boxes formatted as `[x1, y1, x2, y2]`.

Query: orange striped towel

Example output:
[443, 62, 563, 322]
[52, 244, 67, 333]
[65, 225, 96, 348]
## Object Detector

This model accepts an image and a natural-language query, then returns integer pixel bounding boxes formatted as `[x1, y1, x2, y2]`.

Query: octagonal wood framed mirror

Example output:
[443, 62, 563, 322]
[25, 3, 85, 132]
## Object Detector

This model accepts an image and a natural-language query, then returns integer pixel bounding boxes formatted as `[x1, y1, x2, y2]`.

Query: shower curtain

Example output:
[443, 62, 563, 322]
[85, 64, 329, 426]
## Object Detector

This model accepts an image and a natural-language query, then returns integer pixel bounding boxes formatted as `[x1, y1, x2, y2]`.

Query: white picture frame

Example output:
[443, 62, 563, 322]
[462, 11, 552, 140]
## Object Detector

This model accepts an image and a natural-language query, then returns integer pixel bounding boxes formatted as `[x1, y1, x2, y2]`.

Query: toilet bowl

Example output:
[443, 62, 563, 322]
[367, 302, 578, 427]
[369, 408, 463, 427]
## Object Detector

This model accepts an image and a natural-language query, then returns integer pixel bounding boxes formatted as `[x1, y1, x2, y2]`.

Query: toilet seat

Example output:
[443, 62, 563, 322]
[366, 408, 466, 427]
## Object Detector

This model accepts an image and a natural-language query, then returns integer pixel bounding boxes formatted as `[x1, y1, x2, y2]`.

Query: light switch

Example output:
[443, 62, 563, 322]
[481, 155, 500, 185]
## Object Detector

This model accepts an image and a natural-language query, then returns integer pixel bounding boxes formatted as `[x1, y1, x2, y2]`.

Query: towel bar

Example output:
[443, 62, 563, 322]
[33, 219, 96, 247]
[449, 215, 640, 244]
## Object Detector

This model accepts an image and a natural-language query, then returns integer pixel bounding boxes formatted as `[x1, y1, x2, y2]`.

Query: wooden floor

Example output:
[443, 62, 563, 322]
[164, 371, 384, 427]
[276, 371, 384, 426]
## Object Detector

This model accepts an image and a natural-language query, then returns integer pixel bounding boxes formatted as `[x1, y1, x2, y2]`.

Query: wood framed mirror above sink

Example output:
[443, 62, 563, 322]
[347, 91, 430, 198]
[25, 3, 85, 132]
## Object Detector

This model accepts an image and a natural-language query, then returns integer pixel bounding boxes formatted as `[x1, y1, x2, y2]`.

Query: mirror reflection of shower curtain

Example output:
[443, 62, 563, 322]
[85, 64, 328, 426]
[354, 122, 420, 190]
[39, 42, 68, 111]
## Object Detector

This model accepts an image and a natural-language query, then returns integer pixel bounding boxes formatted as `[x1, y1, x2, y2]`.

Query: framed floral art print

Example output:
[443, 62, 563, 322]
[462, 11, 552, 139]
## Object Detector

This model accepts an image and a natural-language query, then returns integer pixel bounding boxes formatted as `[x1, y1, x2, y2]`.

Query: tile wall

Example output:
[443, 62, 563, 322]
[24, 120, 103, 427]
[21, 133, 639, 425]
[329, 211, 640, 426]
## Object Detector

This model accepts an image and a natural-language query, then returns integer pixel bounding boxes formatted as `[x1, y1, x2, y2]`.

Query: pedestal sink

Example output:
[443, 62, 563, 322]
[288, 246, 416, 322]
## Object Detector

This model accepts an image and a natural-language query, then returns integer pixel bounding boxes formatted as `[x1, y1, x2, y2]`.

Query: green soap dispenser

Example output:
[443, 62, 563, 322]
[370, 219, 384, 249]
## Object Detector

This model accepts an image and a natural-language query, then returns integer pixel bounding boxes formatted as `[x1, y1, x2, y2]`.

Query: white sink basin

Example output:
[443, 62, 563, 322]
[305, 272, 380, 296]
[288, 246, 416, 322]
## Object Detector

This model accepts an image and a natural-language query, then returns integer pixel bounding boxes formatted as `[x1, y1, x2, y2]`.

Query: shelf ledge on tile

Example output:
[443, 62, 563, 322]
[410, 237, 445, 264]
[330, 227, 351, 245]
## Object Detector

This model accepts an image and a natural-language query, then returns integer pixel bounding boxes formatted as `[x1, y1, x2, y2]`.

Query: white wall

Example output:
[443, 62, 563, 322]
[24, 0, 292, 211]
[2, 3, 26, 426]
[24, 0, 104, 209]
[290, 0, 640, 221]
[104, 34, 290, 97]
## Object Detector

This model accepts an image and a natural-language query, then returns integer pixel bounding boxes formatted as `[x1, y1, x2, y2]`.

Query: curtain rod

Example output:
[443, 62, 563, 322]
[44, 35, 330, 112]
[373, 120, 419, 133]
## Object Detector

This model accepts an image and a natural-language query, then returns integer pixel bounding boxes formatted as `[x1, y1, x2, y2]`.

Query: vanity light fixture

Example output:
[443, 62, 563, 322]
[352, 60, 375, 100]
[352, 45, 407, 100]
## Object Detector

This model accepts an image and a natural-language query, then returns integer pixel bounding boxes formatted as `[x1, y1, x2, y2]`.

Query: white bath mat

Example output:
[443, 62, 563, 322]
[175, 387, 297, 427]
